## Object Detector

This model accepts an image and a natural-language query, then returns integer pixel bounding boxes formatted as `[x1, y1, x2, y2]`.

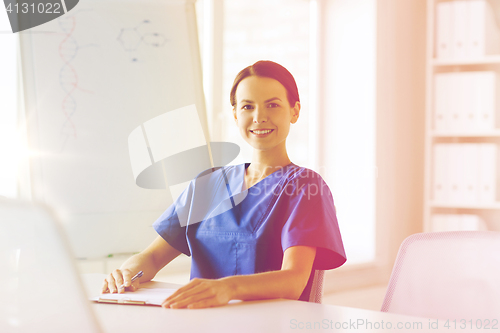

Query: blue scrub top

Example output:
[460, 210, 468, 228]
[153, 162, 346, 301]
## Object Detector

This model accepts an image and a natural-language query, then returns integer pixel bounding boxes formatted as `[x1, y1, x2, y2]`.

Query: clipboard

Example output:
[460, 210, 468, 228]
[92, 287, 177, 306]
[96, 298, 149, 305]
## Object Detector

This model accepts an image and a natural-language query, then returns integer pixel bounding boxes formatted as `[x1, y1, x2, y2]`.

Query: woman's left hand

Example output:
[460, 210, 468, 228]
[162, 278, 234, 309]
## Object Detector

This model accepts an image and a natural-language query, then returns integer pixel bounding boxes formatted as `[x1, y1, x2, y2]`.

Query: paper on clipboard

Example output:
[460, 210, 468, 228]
[92, 287, 177, 306]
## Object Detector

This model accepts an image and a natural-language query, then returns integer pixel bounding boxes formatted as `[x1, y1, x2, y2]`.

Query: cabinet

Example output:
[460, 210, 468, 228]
[425, 0, 500, 232]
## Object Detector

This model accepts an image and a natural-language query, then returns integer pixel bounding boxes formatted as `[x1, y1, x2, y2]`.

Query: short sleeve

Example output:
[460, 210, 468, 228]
[280, 168, 347, 270]
[152, 182, 193, 256]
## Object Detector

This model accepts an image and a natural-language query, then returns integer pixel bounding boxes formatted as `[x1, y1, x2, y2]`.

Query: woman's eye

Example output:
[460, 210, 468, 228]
[242, 105, 254, 110]
[268, 103, 279, 108]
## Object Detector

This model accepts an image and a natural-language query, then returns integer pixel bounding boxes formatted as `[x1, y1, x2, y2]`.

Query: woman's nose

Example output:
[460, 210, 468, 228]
[253, 107, 268, 123]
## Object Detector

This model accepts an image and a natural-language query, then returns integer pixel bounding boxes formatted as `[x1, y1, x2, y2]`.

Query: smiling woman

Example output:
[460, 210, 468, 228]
[234, 80, 296, 152]
[103, 61, 347, 309]
[230, 61, 301, 186]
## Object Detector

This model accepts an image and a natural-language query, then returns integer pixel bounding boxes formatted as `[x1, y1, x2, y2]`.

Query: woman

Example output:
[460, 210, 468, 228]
[102, 60, 346, 309]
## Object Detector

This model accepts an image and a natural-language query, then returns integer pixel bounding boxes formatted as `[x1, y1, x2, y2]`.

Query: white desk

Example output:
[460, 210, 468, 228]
[84, 275, 480, 333]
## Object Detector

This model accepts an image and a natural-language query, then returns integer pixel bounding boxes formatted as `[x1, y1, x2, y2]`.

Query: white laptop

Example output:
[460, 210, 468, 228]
[0, 198, 102, 333]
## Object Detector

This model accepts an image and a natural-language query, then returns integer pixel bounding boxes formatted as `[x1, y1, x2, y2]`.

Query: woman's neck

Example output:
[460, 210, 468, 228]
[246, 147, 291, 181]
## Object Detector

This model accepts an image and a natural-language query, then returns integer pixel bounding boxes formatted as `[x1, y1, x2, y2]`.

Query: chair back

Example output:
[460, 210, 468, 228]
[0, 198, 102, 332]
[381, 231, 500, 320]
[303, 269, 324, 303]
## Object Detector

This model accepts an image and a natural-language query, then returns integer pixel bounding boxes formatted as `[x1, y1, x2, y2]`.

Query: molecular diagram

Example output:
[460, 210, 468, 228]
[57, 12, 97, 151]
[117, 20, 167, 62]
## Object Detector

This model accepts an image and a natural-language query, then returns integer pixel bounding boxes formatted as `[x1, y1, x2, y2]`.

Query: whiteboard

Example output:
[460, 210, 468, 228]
[19, 0, 208, 258]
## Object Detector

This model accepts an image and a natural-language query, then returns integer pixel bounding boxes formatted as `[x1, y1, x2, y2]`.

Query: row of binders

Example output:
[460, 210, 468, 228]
[436, 0, 500, 60]
[433, 143, 498, 205]
[434, 71, 497, 132]
[431, 214, 487, 231]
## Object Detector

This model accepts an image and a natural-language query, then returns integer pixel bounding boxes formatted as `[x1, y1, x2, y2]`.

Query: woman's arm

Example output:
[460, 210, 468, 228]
[162, 245, 316, 309]
[102, 235, 182, 293]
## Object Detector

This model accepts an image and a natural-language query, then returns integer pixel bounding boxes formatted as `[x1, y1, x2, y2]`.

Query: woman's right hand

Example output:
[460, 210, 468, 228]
[101, 269, 140, 294]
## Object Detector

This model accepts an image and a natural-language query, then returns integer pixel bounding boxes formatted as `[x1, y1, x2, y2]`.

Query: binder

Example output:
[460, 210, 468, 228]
[478, 143, 497, 203]
[461, 144, 479, 204]
[452, 73, 468, 132]
[448, 144, 463, 204]
[434, 72, 496, 133]
[452, 1, 468, 59]
[468, 0, 485, 58]
[432, 214, 488, 232]
[447, 74, 461, 132]
[467, 0, 500, 58]
[431, 214, 449, 232]
[433, 144, 449, 203]
[461, 72, 476, 132]
[461, 214, 488, 231]
[434, 73, 452, 132]
[436, 2, 453, 59]
[473, 71, 496, 131]
[438, 0, 500, 60]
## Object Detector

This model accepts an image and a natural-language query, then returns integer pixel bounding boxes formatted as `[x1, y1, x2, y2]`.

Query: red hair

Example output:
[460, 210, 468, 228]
[230, 60, 300, 107]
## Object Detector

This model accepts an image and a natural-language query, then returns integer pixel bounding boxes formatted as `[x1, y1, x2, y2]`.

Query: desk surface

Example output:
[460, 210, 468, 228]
[84, 274, 480, 333]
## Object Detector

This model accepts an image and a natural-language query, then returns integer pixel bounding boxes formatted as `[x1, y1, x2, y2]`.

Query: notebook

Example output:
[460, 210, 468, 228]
[0, 198, 102, 333]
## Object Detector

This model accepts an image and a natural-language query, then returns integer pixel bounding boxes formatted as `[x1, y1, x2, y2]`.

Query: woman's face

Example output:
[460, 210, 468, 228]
[233, 76, 300, 153]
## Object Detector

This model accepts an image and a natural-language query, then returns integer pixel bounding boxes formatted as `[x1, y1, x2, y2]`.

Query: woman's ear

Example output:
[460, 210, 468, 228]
[290, 101, 300, 124]
[233, 107, 238, 123]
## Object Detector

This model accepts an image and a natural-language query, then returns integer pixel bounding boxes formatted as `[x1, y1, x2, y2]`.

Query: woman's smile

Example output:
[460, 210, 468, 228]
[250, 128, 275, 137]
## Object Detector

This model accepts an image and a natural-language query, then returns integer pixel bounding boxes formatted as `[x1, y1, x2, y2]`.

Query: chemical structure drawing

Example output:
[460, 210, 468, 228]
[57, 11, 97, 151]
[117, 20, 168, 62]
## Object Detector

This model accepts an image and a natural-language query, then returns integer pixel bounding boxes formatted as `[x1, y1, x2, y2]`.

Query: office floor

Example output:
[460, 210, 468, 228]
[322, 285, 387, 311]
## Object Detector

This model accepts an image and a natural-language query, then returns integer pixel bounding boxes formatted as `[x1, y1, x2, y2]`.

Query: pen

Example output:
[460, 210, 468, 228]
[119, 270, 143, 290]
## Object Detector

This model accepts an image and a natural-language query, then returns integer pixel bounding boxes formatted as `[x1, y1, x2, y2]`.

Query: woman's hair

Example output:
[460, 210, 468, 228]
[230, 60, 300, 107]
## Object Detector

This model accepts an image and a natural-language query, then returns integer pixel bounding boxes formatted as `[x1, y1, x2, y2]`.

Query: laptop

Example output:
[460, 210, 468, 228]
[0, 198, 102, 333]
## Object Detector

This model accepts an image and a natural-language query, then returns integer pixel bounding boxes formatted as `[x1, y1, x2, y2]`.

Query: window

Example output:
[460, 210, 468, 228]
[198, 0, 377, 267]
[320, 0, 377, 264]
[220, 0, 311, 168]
[0, 9, 19, 198]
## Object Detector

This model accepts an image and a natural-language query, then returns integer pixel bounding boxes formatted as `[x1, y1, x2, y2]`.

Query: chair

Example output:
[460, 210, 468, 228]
[309, 269, 325, 303]
[0, 198, 101, 332]
[381, 231, 500, 320]
[302, 269, 324, 303]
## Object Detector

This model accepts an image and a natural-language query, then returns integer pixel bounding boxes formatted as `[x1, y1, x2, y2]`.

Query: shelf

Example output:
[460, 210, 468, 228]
[432, 130, 500, 138]
[430, 202, 500, 210]
[432, 55, 500, 66]
[424, 0, 500, 232]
